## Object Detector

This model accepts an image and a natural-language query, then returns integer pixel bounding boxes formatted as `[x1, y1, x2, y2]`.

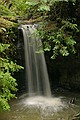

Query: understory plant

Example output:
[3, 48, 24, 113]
[9, 0, 79, 59]
[37, 19, 79, 59]
[25, 0, 79, 59]
[0, 43, 23, 111]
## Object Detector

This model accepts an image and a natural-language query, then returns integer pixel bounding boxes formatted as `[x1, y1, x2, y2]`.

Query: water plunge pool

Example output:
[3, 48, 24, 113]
[0, 91, 80, 120]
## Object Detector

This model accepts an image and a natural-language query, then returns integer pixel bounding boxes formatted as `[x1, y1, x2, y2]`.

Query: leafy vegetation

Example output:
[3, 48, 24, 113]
[0, 1, 23, 111]
[32, 0, 79, 59]
[10, 0, 79, 59]
[0, 44, 23, 110]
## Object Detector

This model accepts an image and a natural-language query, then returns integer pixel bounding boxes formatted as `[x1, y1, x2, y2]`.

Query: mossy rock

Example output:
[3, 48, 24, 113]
[0, 17, 18, 34]
[0, 17, 15, 27]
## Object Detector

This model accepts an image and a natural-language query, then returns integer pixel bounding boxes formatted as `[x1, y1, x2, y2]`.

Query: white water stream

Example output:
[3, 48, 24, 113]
[21, 24, 51, 97]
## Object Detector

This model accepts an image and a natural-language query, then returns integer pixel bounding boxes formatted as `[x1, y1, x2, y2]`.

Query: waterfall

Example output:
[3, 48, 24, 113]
[19, 24, 51, 97]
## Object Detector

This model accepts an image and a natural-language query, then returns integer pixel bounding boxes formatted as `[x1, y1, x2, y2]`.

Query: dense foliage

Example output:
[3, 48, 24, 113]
[3, 0, 78, 59]
[0, 1, 24, 111]
[24, 0, 80, 59]
[0, 44, 23, 110]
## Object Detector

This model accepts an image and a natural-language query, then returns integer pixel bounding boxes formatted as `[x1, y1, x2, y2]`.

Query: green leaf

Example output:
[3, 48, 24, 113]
[60, 46, 69, 56]
[44, 42, 51, 51]
[38, 5, 50, 11]
[65, 36, 76, 45]
[0, 44, 10, 53]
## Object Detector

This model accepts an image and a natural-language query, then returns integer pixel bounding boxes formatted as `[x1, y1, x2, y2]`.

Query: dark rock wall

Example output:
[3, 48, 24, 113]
[45, 53, 80, 92]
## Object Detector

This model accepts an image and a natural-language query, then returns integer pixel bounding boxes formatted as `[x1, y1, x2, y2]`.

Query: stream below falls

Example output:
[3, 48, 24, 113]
[0, 91, 80, 120]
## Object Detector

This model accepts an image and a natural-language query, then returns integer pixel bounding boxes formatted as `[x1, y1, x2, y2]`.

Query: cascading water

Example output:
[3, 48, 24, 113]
[19, 24, 51, 97]
[11, 24, 67, 116]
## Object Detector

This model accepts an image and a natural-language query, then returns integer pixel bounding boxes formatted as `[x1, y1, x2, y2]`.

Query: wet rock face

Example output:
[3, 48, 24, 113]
[45, 54, 80, 92]
[58, 57, 80, 91]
